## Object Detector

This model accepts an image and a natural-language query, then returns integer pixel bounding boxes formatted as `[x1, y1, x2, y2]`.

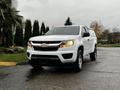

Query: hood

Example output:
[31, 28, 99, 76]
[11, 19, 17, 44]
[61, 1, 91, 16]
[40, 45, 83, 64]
[30, 35, 78, 41]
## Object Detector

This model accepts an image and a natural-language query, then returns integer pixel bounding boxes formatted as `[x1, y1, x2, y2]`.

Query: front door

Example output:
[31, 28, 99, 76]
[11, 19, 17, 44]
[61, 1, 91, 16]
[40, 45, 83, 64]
[81, 26, 91, 55]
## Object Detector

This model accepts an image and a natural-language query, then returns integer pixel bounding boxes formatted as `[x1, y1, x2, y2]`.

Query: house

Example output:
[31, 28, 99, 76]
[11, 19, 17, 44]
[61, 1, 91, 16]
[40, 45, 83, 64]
[108, 32, 120, 44]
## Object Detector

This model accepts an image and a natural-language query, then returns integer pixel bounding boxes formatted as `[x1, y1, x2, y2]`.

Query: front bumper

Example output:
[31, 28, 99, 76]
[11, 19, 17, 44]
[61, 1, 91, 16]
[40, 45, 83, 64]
[27, 49, 77, 65]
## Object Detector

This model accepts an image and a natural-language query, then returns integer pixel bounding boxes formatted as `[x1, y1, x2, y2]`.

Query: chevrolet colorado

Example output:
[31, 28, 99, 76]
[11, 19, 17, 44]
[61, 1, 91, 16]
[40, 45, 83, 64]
[27, 25, 97, 71]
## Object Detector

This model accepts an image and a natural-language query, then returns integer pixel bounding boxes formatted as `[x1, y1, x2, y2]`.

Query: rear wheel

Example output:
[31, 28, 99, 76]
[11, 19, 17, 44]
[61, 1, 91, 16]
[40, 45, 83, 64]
[90, 46, 97, 61]
[74, 50, 83, 72]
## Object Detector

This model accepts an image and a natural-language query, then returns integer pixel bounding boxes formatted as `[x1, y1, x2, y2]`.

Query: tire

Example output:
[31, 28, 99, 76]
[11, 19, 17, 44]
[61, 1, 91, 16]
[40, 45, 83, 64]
[29, 60, 42, 70]
[31, 64, 42, 70]
[90, 46, 97, 61]
[74, 50, 83, 72]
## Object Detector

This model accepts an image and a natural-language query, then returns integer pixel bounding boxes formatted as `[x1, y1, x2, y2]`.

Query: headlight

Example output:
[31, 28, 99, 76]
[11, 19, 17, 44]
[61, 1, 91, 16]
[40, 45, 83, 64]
[60, 40, 74, 48]
[27, 41, 32, 48]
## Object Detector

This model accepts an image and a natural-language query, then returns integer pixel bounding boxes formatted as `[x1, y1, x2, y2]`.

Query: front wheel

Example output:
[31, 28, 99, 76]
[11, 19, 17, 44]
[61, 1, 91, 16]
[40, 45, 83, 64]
[29, 60, 43, 70]
[74, 50, 83, 72]
[31, 64, 42, 70]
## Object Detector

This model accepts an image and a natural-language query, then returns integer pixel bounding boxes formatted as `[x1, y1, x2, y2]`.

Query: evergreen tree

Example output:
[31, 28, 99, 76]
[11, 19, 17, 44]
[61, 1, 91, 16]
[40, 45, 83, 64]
[24, 19, 32, 46]
[45, 26, 49, 33]
[64, 17, 72, 26]
[40, 22, 46, 35]
[0, 28, 1, 43]
[6, 28, 13, 47]
[1, 26, 13, 47]
[0, 29, 1, 45]
[14, 25, 23, 46]
[0, 28, 1, 35]
[33, 20, 39, 36]
[0, 0, 23, 47]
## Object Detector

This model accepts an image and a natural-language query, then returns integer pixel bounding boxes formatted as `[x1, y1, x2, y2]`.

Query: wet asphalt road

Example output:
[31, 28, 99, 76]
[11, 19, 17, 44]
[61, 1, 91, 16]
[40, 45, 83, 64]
[0, 47, 120, 90]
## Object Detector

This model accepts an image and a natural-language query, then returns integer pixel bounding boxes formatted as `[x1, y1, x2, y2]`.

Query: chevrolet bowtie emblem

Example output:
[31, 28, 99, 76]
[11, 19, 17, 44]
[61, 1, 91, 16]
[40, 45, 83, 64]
[41, 43, 48, 47]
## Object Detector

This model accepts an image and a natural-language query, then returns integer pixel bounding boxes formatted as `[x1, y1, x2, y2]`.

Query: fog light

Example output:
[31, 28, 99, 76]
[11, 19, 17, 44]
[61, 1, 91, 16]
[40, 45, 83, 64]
[27, 52, 30, 57]
[62, 53, 73, 59]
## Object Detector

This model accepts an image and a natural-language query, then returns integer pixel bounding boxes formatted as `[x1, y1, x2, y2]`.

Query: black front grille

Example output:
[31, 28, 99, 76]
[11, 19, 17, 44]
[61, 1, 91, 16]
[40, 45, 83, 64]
[32, 41, 61, 44]
[31, 55, 62, 66]
[33, 46, 59, 51]
[31, 55, 59, 60]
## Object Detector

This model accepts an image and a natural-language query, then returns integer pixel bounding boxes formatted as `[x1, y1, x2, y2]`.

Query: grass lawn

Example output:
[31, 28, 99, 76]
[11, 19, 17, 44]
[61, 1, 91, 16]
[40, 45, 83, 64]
[0, 53, 27, 63]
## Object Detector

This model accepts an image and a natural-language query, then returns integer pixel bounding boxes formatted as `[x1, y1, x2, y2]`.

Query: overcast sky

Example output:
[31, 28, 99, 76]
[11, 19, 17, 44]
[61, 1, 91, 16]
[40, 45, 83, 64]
[17, 0, 120, 28]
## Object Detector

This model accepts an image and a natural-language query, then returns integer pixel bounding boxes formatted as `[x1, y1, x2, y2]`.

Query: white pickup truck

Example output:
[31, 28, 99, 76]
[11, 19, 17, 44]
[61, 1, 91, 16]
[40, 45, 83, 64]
[27, 25, 97, 71]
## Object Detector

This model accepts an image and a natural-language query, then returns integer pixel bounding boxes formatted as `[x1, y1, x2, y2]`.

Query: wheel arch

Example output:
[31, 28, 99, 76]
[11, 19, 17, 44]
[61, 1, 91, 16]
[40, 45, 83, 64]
[78, 45, 84, 54]
[95, 44, 97, 47]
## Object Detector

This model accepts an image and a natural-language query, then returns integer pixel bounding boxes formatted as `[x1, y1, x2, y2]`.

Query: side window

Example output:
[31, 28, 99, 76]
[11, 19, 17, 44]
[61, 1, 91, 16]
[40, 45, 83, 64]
[81, 26, 90, 37]
[81, 27, 86, 36]
[84, 26, 89, 33]
[81, 27, 89, 36]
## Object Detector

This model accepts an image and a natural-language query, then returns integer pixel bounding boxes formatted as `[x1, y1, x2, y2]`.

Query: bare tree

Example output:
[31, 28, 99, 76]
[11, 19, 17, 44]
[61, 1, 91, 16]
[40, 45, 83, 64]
[90, 21, 103, 40]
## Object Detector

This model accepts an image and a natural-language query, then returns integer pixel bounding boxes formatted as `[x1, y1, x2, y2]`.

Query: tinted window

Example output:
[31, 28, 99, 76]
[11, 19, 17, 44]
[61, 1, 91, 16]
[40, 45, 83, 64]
[81, 27, 90, 37]
[45, 26, 80, 35]
[84, 26, 89, 32]
[81, 27, 86, 36]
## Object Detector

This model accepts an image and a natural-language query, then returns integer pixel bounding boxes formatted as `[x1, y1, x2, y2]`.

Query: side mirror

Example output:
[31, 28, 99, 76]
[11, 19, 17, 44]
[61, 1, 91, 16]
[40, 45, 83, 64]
[83, 33, 90, 37]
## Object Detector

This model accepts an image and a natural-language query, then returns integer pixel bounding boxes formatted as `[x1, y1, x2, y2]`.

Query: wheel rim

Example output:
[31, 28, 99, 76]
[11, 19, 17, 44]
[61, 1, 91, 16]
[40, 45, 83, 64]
[78, 51, 82, 69]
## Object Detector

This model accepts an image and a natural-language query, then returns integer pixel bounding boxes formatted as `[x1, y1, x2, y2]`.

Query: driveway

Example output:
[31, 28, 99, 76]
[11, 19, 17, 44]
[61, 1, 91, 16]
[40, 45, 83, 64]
[0, 47, 120, 90]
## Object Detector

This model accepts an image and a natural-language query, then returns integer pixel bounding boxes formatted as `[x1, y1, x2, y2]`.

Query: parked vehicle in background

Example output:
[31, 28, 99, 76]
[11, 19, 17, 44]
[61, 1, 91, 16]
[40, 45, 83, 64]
[27, 25, 97, 71]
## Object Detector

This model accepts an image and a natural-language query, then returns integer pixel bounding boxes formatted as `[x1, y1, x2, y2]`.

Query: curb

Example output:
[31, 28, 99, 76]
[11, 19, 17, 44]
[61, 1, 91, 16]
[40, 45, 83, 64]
[0, 62, 16, 66]
[0, 61, 29, 67]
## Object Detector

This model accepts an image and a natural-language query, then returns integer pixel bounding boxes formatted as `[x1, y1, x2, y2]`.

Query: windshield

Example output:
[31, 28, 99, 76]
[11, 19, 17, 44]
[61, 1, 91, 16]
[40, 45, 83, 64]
[45, 26, 80, 35]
